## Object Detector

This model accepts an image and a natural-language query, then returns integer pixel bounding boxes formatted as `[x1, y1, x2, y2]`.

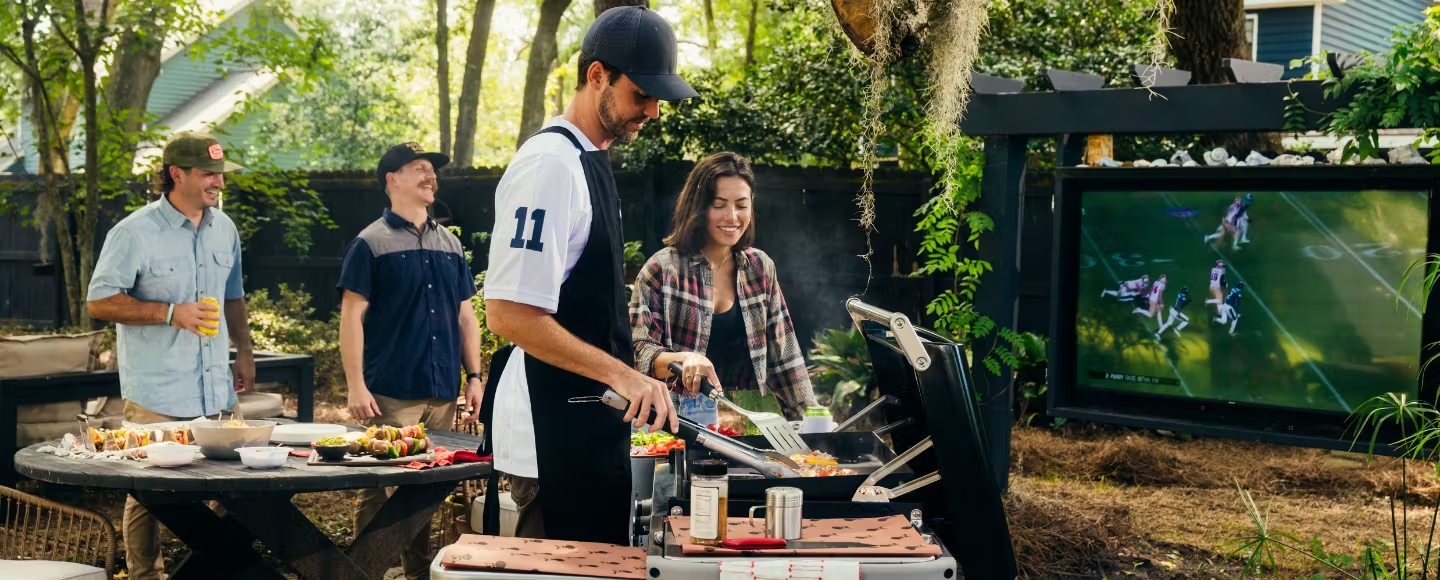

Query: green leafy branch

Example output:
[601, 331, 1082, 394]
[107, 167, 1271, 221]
[1280, 7, 1440, 164]
[910, 131, 1022, 376]
[221, 151, 337, 258]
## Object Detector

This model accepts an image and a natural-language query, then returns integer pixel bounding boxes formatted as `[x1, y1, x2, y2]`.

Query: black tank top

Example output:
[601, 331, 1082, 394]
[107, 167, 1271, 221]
[709, 305, 753, 390]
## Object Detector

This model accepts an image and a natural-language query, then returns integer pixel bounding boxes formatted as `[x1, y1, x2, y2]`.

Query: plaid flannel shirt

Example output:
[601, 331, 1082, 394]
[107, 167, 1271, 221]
[629, 246, 818, 421]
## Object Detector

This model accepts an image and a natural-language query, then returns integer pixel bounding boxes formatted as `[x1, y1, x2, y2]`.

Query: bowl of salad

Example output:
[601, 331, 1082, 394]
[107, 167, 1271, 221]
[630, 430, 684, 457]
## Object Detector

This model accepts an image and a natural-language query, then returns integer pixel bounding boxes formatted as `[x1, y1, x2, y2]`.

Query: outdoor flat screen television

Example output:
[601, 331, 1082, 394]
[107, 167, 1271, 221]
[1049, 166, 1440, 453]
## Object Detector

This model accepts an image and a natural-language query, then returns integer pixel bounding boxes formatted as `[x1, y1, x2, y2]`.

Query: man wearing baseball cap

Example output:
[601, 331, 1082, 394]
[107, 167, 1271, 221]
[337, 142, 483, 577]
[480, 5, 697, 545]
[87, 130, 255, 580]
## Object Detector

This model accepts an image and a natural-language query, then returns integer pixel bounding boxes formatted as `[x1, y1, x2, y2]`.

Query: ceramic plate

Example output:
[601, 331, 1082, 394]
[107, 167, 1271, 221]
[270, 423, 347, 445]
[122, 420, 192, 429]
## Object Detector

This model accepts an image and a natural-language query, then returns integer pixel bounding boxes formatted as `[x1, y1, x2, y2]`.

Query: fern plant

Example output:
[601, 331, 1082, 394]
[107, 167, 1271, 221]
[910, 134, 1022, 376]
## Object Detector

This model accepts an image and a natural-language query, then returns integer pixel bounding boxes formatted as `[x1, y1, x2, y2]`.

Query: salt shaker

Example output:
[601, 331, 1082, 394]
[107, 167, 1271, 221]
[747, 486, 804, 540]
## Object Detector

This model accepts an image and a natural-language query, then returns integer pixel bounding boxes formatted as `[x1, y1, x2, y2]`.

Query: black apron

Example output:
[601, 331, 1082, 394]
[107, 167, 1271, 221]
[478, 125, 633, 546]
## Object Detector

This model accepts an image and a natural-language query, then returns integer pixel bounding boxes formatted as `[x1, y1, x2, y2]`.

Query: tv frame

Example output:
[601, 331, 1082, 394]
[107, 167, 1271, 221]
[1049, 165, 1440, 455]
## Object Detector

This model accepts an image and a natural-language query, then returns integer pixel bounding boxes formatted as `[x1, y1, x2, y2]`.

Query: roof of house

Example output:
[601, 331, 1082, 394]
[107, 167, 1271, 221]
[0, 0, 301, 174]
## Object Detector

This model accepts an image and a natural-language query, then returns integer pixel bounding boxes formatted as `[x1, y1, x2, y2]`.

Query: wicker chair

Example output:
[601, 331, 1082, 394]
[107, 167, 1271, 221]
[0, 486, 117, 576]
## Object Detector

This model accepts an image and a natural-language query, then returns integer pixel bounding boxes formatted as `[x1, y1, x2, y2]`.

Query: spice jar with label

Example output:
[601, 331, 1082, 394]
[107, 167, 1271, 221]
[689, 459, 729, 546]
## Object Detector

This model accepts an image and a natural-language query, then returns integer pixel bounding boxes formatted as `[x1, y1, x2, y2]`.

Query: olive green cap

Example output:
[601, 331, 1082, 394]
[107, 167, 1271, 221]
[162, 131, 244, 173]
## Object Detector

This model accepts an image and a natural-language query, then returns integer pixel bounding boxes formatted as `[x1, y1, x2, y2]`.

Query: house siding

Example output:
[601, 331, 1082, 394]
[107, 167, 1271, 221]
[146, 7, 261, 120]
[1249, 7, 1316, 79]
[1320, 0, 1429, 56]
[217, 84, 309, 170]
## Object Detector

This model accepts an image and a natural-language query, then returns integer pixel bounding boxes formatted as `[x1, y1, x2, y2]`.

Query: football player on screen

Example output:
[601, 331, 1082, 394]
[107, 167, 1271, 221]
[1133, 274, 1167, 318]
[1234, 193, 1254, 246]
[1101, 274, 1150, 301]
[1214, 282, 1245, 335]
[1205, 260, 1227, 306]
[1203, 197, 1244, 250]
[1155, 286, 1192, 338]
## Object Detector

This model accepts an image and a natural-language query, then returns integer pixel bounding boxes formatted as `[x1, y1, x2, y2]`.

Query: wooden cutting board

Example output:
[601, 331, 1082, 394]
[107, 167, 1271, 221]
[441, 534, 646, 579]
[667, 515, 942, 557]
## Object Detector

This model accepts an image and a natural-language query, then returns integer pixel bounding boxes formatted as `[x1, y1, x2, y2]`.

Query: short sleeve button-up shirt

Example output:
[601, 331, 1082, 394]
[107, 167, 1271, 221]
[87, 195, 245, 418]
[336, 209, 477, 401]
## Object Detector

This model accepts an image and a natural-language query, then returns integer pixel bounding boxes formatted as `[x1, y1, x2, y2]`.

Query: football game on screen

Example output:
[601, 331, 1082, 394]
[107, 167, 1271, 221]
[1074, 189, 1428, 413]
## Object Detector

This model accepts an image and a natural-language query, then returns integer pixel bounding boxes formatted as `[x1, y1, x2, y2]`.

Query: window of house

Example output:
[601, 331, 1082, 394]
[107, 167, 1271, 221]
[1245, 13, 1259, 60]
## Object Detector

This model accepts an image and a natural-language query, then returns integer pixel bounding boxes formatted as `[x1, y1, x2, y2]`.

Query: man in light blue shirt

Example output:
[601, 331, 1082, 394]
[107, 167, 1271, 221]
[86, 131, 255, 580]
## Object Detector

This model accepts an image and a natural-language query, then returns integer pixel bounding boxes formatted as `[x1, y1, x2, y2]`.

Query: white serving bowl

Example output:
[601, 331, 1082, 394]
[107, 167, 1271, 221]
[236, 446, 290, 469]
[191, 419, 276, 460]
[143, 444, 200, 467]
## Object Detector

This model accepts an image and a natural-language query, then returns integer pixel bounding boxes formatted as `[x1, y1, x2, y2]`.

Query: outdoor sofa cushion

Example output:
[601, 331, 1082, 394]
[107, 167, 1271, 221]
[0, 559, 107, 580]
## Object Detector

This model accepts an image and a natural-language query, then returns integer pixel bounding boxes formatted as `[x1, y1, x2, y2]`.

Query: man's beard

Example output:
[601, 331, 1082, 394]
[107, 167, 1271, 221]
[598, 87, 641, 145]
[199, 188, 221, 208]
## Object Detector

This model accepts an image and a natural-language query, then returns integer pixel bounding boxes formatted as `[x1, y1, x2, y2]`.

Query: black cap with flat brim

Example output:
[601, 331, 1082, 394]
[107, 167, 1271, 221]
[583, 6, 698, 101]
[377, 142, 450, 187]
[163, 131, 245, 173]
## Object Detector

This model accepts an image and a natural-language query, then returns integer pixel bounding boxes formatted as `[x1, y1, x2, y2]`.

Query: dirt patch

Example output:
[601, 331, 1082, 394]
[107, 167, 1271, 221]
[1012, 425, 1440, 504]
[1005, 478, 1133, 578]
[1009, 425, 1440, 578]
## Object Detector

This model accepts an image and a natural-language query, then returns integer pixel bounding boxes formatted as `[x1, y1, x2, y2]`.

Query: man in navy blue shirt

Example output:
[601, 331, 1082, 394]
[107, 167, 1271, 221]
[337, 142, 483, 578]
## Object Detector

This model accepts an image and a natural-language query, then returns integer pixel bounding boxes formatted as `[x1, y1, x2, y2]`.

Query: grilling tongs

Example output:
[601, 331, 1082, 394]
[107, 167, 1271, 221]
[851, 435, 941, 502]
[660, 361, 808, 454]
[595, 371, 802, 480]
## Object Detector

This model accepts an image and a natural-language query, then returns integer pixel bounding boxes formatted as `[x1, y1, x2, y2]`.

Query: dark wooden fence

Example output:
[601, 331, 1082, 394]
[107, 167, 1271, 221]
[1, 161, 1046, 348]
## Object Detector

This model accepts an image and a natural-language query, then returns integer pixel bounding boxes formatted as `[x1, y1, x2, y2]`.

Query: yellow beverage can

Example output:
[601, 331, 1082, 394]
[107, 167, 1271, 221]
[199, 297, 220, 336]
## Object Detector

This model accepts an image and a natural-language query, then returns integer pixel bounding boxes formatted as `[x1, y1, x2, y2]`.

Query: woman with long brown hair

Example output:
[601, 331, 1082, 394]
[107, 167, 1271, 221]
[629, 152, 816, 427]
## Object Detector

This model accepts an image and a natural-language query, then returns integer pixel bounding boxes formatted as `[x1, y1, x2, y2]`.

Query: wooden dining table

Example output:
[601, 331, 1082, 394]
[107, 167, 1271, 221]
[14, 421, 491, 580]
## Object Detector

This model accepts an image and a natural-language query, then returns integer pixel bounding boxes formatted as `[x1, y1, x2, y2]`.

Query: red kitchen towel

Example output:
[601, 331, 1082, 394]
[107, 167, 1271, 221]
[441, 534, 645, 579]
[401, 448, 491, 469]
[455, 450, 491, 462]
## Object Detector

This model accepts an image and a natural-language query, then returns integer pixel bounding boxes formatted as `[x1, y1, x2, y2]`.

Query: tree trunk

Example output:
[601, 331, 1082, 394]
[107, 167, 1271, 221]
[72, 0, 113, 329]
[103, 2, 166, 173]
[31, 81, 82, 326]
[516, 0, 573, 148]
[592, 0, 647, 17]
[16, 3, 81, 326]
[746, 0, 758, 66]
[1171, 0, 1283, 153]
[452, 0, 496, 167]
[1170, 0, 1245, 85]
[437, 0, 452, 157]
[703, 0, 717, 64]
[552, 69, 565, 117]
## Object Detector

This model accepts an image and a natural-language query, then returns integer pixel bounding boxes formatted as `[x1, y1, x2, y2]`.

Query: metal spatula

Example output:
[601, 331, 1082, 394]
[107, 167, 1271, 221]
[668, 362, 810, 455]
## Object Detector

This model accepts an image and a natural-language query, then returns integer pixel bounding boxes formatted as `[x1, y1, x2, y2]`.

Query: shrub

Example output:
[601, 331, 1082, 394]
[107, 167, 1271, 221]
[246, 285, 345, 399]
[807, 327, 876, 421]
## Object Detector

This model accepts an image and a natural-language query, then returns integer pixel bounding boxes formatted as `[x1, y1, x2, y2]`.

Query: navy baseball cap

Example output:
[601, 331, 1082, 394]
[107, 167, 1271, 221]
[583, 6, 697, 101]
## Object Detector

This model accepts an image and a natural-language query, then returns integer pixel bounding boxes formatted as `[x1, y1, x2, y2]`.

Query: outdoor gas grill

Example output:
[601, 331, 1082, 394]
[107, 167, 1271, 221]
[633, 298, 1018, 580]
[449, 299, 1016, 580]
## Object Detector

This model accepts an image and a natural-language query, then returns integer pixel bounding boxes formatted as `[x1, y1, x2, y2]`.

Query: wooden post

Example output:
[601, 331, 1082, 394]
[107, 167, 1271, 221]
[972, 136, 1028, 494]
[1084, 134, 1113, 165]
